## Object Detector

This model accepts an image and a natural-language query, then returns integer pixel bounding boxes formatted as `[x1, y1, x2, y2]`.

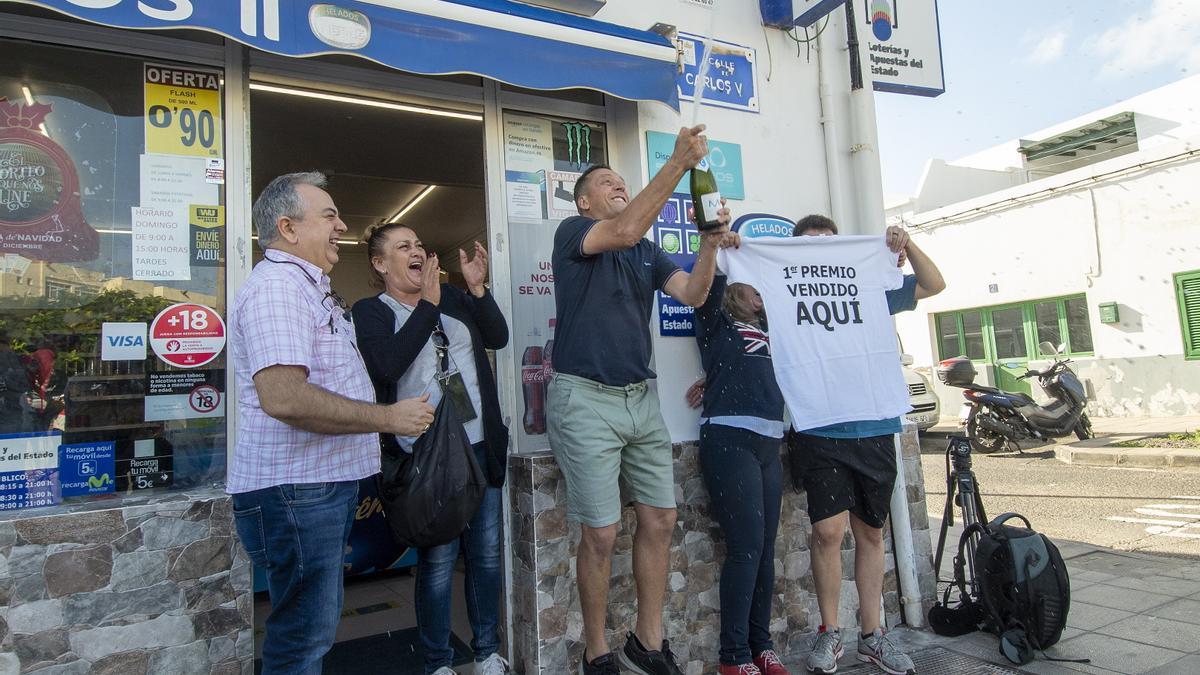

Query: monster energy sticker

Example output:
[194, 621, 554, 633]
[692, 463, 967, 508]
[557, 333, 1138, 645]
[560, 122, 591, 167]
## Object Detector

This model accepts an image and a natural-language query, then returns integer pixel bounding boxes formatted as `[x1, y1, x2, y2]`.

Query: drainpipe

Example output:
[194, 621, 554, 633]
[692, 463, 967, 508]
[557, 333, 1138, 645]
[1085, 188, 1103, 287]
[844, 0, 886, 233]
[840, 1, 925, 626]
[816, 11, 850, 226]
[889, 433, 924, 628]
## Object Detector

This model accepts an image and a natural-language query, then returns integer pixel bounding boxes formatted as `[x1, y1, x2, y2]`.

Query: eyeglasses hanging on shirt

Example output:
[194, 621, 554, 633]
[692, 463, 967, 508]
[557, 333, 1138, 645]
[262, 253, 350, 334]
[431, 319, 477, 423]
[387, 300, 478, 423]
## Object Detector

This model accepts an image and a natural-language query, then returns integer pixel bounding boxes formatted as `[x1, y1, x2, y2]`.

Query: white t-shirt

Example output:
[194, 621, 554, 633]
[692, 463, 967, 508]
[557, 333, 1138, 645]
[379, 293, 485, 452]
[717, 235, 909, 431]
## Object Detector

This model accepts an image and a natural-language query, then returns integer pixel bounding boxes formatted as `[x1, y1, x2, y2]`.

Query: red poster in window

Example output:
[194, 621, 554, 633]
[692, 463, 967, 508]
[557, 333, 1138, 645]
[0, 99, 98, 262]
[149, 303, 226, 369]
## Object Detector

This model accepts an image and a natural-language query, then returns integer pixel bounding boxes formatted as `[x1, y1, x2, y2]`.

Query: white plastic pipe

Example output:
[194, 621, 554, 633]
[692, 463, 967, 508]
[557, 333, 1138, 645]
[847, 13, 887, 231]
[815, 11, 851, 227]
[889, 430, 924, 628]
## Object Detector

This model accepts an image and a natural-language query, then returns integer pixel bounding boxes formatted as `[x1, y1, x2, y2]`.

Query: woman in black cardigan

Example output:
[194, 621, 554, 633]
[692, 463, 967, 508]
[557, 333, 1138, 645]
[352, 222, 511, 675]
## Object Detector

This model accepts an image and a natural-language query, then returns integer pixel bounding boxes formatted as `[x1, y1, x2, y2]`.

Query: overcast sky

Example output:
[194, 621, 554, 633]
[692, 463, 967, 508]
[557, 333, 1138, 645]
[874, 0, 1200, 198]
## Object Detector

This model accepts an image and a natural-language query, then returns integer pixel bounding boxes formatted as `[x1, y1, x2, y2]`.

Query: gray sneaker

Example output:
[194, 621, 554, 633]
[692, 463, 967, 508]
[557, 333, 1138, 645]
[806, 628, 843, 674]
[857, 629, 915, 675]
[475, 653, 510, 675]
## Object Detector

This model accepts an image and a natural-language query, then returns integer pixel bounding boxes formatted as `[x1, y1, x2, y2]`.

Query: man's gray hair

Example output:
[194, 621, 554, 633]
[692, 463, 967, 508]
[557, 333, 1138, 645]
[253, 171, 328, 247]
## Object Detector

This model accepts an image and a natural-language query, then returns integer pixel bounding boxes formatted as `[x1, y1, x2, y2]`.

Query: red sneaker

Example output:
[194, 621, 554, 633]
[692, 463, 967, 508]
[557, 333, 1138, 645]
[754, 649, 791, 675]
[718, 664, 762, 675]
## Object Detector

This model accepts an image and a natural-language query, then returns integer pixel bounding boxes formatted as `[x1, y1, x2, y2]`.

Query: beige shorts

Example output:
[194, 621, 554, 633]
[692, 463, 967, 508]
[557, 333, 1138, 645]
[547, 372, 676, 528]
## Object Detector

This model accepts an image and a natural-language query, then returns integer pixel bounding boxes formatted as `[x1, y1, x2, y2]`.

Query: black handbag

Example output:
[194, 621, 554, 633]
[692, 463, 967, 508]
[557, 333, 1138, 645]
[377, 396, 487, 549]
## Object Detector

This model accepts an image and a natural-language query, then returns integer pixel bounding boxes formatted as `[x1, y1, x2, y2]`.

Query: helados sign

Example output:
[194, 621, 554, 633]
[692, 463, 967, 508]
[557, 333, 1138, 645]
[733, 213, 794, 239]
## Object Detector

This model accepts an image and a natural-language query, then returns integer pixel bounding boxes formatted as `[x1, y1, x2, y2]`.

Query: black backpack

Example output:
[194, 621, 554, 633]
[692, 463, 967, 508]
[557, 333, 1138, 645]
[377, 396, 486, 549]
[966, 513, 1071, 664]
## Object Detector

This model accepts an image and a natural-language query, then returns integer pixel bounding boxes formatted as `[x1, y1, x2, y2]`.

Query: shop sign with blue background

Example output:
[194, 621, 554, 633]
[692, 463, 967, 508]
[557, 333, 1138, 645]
[15, 0, 682, 108]
[677, 33, 759, 113]
[0, 432, 61, 511]
[733, 213, 795, 239]
[654, 193, 700, 337]
[646, 131, 745, 200]
[59, 441, 116, 497]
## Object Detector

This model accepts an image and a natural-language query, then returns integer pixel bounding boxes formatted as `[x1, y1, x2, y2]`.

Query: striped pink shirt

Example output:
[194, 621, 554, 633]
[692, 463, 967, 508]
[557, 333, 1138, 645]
[226, 250, 378, 493]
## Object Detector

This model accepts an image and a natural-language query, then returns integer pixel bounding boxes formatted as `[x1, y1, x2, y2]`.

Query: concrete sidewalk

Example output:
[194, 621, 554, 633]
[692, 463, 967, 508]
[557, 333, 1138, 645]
[861, 518, 1200, 675]
[930, 415, 1200, 471]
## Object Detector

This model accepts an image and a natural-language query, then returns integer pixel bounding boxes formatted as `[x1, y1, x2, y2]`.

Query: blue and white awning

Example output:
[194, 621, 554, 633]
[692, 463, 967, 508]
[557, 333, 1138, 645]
[4, 0, 680, 108]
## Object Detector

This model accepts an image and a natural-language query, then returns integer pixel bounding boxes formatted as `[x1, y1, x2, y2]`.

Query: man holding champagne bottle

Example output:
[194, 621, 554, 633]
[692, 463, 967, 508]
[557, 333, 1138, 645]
[549, 124, 733, 675]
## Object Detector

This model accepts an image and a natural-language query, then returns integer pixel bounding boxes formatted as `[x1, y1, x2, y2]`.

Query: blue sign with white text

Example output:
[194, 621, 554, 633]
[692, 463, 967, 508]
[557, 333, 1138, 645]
[0, 431, 62, 511]
[60, 442, 116, 497]
[646, 132, 745, 200]
[654, 193, 699, 337]
[733, 213, 796, 239]
[677, 33, 759, 113]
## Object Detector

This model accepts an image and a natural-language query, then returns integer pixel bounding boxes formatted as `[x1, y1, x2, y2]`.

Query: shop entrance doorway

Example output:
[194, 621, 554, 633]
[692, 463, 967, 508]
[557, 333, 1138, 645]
[247, 81, 489, 671]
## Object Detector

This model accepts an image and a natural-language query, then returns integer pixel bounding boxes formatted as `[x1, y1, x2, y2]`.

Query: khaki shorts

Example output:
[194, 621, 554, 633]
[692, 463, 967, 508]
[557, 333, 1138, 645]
[547, 372, 676, 527]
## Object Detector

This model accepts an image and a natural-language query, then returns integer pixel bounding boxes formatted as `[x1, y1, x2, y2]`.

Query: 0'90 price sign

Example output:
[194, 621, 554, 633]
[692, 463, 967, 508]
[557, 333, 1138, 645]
[149, 303, 226, 369]
[144, 64, 223, 158]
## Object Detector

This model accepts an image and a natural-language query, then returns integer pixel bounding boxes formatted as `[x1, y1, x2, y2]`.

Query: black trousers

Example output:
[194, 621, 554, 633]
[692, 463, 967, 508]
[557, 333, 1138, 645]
[699, 423, 783, 665]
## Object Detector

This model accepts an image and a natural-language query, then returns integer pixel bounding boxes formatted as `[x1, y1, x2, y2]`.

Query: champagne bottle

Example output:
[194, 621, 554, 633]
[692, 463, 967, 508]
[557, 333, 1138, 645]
[690, 156, 722, 230]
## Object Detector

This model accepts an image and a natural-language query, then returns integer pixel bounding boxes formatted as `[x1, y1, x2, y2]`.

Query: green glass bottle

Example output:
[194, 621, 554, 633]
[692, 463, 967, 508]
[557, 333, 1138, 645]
[691, 156, 722, 230]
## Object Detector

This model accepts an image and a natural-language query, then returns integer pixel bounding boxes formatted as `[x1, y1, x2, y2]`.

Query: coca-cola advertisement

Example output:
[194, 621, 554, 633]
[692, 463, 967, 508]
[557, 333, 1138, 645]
[509, 227, 557, 452]
[0, 99, 98, 262]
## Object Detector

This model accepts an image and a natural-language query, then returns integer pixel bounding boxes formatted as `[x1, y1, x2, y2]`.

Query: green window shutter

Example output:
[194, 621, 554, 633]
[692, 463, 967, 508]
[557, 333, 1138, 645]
[1178, 270, 1200, 360]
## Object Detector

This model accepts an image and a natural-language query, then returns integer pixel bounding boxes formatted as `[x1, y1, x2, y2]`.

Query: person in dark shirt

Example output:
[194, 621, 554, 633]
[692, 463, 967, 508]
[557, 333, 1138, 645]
[690, 260, 790, 675]
[351, 222, 511, 675]
[549, 124, 732, 675]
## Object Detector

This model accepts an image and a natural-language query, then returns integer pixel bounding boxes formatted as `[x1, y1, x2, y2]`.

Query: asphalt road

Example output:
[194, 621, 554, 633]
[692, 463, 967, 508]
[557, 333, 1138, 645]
[918, 431, 1200, 560]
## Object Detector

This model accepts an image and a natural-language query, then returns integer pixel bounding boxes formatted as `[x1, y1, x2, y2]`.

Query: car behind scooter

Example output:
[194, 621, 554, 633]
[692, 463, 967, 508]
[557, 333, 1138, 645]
[937, 341, 1093, 454]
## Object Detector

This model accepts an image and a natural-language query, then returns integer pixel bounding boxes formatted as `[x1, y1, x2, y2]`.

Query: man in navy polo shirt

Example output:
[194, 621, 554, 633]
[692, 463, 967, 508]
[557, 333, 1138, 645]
[549, 125, 732, 675]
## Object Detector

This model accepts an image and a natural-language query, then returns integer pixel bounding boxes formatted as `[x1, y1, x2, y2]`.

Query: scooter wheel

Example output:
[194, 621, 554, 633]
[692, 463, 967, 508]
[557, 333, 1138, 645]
[1074, 414, 1094, 440]
[966, 409, 1007, 454]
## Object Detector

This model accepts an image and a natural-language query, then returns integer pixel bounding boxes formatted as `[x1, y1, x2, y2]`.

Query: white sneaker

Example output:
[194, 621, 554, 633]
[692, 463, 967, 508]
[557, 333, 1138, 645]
[432, 668, 457, 675]
[476, 653, 511, 675]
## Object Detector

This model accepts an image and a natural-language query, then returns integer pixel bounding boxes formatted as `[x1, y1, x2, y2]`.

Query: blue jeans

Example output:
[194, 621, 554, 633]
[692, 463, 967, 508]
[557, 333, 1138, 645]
[416, 442, 503, 674]
[699, 424, 783, 665]
[233, 480, 359, 675]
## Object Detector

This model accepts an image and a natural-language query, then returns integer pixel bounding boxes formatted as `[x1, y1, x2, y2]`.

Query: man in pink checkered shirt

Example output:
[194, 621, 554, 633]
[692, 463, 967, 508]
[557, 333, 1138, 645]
[228, 172, 434, 674]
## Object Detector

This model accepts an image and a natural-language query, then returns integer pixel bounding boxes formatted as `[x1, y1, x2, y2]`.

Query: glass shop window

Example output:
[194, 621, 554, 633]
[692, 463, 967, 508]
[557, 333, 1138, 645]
[0, 39, 227, 513]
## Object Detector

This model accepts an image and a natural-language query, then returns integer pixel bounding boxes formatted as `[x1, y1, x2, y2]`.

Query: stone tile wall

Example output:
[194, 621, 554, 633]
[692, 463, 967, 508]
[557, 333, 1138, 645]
[510, 427, 937, 675]
[0, 489, 252, 674]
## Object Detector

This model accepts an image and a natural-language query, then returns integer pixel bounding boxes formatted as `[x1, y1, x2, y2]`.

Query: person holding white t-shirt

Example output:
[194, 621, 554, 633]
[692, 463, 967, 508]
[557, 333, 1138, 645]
[702, 215, 945, 674]
[788, 215, 944, 675]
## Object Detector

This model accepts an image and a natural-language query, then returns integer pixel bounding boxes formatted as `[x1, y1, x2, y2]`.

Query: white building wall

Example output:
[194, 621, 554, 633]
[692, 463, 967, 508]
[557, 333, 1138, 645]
[912, 160, 1024, 213]
[898, 140, 1200, 417]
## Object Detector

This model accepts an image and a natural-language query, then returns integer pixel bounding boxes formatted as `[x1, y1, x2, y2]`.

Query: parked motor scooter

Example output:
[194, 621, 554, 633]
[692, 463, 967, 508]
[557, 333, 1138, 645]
[937, 341, 1094, 454]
